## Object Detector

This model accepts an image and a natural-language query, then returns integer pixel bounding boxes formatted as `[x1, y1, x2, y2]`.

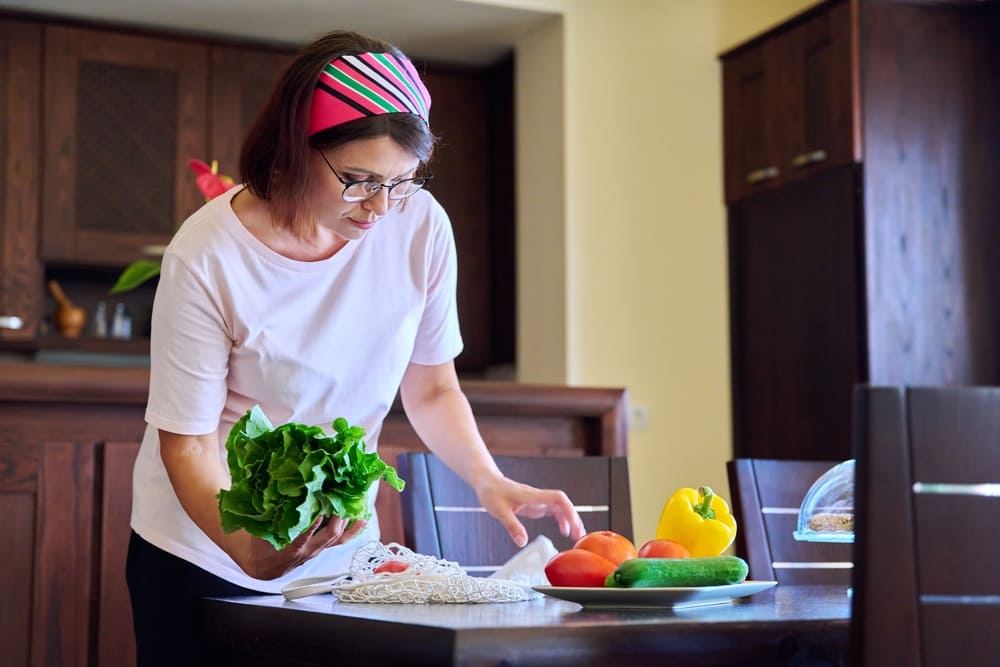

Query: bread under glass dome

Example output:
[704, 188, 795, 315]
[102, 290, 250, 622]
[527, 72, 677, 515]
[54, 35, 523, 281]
[793, 459, 855, 543]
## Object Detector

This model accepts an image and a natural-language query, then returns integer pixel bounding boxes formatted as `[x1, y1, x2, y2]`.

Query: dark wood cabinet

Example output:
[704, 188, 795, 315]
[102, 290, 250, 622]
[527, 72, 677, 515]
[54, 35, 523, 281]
[41, 25, 209, 266]
[34, 442, 100, 667]
[779, 0, 857, 185]
[95, 440, 141, 667]
[0, 364, 626, 667]
[0, 440, 98, 667]
[209, 45, 294, 180]
[0, 14, 515, 374]
[723, 0, 1000, 462]
[0, 376, 147, 667]
[722, 0, 857, 203]
[422, 67, 494, 372]
[0, 19, 42, 342]
[728, 165, 865, 461]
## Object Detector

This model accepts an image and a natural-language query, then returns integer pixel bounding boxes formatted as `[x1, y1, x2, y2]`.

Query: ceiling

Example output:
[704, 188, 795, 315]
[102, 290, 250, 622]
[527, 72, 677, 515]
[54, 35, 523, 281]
[0, 0, 558, 65]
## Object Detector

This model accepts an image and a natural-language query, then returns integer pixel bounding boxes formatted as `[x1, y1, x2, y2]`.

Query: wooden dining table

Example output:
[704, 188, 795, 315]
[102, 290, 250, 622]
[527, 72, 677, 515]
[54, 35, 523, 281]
[201, 584, 850, 666]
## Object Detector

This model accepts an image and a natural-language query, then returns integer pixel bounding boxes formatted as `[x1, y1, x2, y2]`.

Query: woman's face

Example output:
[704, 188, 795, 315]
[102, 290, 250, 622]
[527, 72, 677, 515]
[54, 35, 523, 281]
[312, 136, 421, 242]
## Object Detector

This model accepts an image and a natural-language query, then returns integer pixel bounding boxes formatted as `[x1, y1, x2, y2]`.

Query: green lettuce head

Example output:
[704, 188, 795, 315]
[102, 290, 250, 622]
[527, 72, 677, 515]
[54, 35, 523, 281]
[217, 405, 404, 549]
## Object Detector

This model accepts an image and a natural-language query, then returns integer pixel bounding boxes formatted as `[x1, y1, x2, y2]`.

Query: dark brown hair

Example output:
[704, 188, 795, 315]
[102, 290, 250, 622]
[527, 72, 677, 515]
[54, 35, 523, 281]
[240, 30, 435, 236]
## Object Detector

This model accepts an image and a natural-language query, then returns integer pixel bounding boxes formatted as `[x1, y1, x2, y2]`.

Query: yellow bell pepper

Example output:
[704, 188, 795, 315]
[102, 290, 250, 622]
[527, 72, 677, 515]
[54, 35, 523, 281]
[655, 486, 737, 557]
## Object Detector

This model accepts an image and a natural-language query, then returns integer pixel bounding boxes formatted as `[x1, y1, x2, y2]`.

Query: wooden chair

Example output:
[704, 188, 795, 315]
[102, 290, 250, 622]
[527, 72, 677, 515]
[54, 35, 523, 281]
[727, 458, 853, 584]
[396, 453, 633, 575]
[852, 386, 1000, 667]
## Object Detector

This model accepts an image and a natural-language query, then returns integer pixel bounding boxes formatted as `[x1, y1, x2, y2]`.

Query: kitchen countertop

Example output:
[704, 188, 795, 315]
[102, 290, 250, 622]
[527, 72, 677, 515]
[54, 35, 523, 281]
[0, 362, 150, 403]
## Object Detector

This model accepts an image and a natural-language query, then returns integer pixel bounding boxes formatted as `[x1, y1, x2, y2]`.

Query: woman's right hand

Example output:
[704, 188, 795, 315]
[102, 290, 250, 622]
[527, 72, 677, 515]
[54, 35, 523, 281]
[242, 516, 367, 580]
[159, 428, 367, 579]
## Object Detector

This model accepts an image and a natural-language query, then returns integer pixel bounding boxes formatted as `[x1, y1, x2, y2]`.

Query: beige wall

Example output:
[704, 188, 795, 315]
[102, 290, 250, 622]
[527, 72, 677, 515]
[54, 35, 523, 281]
[476, 0, 821, 543]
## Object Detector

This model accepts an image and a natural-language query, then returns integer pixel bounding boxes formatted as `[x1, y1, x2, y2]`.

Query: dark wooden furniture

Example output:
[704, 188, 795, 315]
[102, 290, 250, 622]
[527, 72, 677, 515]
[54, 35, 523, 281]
[0, 366, 147, 667]
[727, 164, 864, 462]
[727, 458, 852, 585]
[722, 0, 1000, 462]
[722, 0, 863, 463]
[397, 453, 632, 574]
[203, 584, 851, 666]
[852, 385, 1000, 667]
[0, 11, 516, 374]
[722, 0, 856, 203]
[0, 363, 626, 667]
[42, 25, 209, 267]
[0, 18, 42, 343]
[376, 384, 629, 553]
[208, 45, 294, 181]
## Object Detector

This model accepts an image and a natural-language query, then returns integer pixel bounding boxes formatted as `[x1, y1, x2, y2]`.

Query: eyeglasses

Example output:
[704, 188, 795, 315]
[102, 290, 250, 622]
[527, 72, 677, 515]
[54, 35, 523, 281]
[318, 150, 431, 203]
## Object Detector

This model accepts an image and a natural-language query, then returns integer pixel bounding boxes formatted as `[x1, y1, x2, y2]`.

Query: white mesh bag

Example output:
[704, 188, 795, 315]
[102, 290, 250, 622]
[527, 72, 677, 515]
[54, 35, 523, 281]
[281, 541, 540, 604]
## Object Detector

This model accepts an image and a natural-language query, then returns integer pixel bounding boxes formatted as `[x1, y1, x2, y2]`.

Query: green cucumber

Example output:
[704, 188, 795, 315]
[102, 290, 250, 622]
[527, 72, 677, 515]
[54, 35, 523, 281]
[607, 556, 749, 588]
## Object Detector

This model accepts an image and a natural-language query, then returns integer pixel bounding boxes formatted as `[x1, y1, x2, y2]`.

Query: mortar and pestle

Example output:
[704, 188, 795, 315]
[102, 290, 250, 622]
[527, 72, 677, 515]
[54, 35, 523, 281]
[48, 280, 86, 338]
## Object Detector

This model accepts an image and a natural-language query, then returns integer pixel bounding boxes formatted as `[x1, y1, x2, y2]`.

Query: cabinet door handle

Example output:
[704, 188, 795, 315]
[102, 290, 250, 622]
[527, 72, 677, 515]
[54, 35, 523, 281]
[141, 244, 168, 257]
[746, 166, 780, 184]
[792, 149, 828, 168]
[0, 315, 24, 330]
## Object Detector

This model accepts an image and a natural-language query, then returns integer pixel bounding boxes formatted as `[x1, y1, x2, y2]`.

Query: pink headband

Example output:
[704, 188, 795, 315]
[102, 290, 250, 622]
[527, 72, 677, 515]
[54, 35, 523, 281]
[308, 52, 431, 136]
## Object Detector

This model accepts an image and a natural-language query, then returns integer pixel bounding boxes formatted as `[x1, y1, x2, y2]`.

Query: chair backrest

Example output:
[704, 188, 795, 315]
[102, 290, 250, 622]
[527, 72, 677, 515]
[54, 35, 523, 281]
[396, 453, 633, 575]
[727, 458, 853, 584]
[852, 386, 1000, 667]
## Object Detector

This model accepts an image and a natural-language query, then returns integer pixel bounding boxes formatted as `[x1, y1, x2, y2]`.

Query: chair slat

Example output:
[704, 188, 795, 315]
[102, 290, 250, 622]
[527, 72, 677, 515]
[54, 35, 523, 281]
[853, 385, 1000, 667]
[728, 458, 852, 585]
[913, 496, 1000, 596]
[398, 453, 633, 573]
[921, 604, 1000, 666]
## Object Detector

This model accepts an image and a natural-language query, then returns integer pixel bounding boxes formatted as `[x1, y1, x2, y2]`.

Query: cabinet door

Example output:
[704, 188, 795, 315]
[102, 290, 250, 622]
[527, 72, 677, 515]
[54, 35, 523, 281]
[422, 68, 494, 372]
[0, 441, 96, 667]
[0, 20, 42, 342]
[780, 0, 857, 184]
[728, 166, 864, 461]
[42, 26, 208, 266]
[722, 40, 784, 203]
[209, 45, 294, 180]
[96, 441, 141, 667]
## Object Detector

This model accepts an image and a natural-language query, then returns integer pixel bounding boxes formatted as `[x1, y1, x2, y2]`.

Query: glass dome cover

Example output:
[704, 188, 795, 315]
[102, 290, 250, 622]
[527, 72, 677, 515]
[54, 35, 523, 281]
[793, 459, 855, 543]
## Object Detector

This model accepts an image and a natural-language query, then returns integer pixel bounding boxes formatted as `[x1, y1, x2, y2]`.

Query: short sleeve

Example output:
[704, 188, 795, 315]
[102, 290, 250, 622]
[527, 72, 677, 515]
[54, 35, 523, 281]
[144, 252, 231, 435]
[408, 207, 464, 365]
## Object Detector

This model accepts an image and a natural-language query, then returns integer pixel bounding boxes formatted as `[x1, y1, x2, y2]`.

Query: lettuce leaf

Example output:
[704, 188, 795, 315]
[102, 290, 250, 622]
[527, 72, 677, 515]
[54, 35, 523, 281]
[217, 406, 405, 549]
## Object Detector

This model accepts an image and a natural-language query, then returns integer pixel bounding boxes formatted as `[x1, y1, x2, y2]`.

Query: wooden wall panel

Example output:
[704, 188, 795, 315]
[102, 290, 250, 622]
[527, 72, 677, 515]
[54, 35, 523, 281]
[0, 19, 42, 342]
[421, 67, 492, 372]
[862, 0, 1000, 385]
[96, 441, 141, 667]
[33, 442, 97, 667]
[0, 444, 37, 667]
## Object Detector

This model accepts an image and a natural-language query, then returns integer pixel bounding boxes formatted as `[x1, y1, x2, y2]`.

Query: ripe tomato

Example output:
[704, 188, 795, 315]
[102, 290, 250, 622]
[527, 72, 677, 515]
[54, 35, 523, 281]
[373, 559, 410, 574]
[544, 548, 617, 587]
[637, 538, 691, 559]
[572, 530, 638, 566]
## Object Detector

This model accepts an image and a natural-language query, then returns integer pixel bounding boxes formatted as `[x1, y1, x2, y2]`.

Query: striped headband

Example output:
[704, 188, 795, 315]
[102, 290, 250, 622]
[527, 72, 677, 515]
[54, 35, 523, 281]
[308, 52, 431, 136]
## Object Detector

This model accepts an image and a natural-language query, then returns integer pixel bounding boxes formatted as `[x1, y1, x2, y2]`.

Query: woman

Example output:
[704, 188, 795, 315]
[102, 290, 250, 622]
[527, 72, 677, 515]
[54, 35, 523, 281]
[126, 29, 585, 665]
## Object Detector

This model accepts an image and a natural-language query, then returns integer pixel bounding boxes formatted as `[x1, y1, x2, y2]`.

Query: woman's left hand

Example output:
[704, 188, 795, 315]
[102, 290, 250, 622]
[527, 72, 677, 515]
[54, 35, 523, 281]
[475, 476, 586, 548]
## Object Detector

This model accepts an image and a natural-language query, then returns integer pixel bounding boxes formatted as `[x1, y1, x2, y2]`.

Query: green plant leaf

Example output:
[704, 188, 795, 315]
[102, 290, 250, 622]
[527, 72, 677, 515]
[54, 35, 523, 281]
[217, 406, 405, 549]
[109, 260, 162, 294]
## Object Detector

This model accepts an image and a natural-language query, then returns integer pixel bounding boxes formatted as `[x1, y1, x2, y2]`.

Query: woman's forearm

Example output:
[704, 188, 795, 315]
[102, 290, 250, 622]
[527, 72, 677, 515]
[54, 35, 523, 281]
[399, 362, 503, 490]
[158, 430, 251, 564]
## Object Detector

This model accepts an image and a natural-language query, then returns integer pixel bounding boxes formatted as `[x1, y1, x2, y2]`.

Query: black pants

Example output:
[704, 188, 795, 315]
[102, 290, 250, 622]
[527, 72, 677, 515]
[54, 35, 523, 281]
[126, 531, 259, 667]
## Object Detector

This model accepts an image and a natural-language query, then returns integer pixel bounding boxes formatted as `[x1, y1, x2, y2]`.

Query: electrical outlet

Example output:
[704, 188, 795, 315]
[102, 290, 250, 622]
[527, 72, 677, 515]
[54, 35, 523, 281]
[629, 404, 649, 431]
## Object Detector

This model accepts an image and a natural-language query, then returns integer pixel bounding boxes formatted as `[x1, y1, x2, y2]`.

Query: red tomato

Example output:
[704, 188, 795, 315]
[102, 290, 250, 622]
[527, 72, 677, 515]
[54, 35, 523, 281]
[544, 548, 617, 587]
[637, 538, 691, 559]
[572, 530, 638, 566]
[373, 559, 410, 574]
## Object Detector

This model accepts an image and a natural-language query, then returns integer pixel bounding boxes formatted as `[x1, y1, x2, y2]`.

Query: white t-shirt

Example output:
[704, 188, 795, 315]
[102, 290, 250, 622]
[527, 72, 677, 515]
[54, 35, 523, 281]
[131, 186, 463, 593]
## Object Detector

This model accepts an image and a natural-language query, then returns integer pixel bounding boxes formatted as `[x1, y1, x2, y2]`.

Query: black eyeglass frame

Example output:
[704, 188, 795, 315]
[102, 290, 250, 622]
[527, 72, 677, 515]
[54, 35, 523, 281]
[318, 150, 432, 203]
